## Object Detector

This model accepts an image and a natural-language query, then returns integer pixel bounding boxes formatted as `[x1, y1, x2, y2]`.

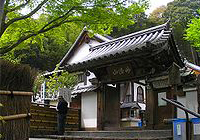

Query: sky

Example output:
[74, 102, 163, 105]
[146, 0, 174, 14]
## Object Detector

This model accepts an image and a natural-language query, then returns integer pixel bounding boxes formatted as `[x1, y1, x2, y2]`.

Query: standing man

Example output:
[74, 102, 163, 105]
[57, 96, 68, 135]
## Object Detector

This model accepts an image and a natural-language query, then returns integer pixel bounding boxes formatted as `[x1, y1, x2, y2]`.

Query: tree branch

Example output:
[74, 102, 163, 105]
[7, 0, 31, 13]
[0, 8, 77, 55]
[40, 7, 75, 31]
[0, 34, 36, 55]
[4, 0, 48, 30]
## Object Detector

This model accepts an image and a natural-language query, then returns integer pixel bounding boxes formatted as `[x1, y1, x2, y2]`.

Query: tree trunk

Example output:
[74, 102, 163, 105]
[0, 0, 5, 34]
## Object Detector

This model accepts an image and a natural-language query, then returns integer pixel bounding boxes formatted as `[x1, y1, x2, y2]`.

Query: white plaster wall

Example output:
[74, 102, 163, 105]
[68, 39, 99, 89]
[68, 42, 90, 64]
[68, 40, 100, 64]
[81, 91, 97, 128]
[177, 89, 198, 118]
[87, 72, 96, 86]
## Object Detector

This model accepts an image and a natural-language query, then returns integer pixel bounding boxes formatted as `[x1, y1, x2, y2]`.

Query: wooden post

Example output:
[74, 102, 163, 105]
[145, 83, 155, 129]
[97, 85, 104, 130]
[197, 75, 200, 114]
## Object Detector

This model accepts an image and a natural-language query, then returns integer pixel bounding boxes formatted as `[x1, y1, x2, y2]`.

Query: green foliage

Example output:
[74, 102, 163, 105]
[45, 71, 77, 94]
[185, 10, 200, 49]
[2, 22, 81, 71]
[110, 12, 159, 38]
[0, 0, 148, 55]
[33, 70, 77, 96]
[149, 5, 166, 24]
[33, 72, 46, 94]
[161, 0, 200, 61]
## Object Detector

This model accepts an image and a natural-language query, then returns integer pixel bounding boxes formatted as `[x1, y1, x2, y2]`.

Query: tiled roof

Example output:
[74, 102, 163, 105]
[85, 22, 170, 61]
[64, 21, 183, 72]
[59, 27, 111, 68]
[120, 102, 141, 109]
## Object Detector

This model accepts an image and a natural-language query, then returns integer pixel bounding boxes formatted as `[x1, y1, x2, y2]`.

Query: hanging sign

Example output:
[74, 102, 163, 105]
[107, 63, 134, 80]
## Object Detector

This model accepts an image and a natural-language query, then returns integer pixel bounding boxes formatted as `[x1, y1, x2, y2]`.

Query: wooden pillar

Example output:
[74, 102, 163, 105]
[169, 86, 177, 118]
[145, 83, 155, 129]
[97, 85, 104, 130]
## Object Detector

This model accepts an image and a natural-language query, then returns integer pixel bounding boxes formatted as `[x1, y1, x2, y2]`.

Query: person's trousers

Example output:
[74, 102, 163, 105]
[57, 113, 67, 135]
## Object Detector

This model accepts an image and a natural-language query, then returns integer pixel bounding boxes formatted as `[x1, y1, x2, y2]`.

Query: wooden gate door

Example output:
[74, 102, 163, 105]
[104, 85, 120, 130]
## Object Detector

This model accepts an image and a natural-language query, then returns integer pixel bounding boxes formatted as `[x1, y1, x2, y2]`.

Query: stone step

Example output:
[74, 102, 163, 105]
[65, 130, 172, 138]
[32, 130, 172, 140]
[32, 135, 172, 140]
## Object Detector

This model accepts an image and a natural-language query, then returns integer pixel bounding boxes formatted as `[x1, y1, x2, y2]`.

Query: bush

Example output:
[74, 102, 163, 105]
[0, 59, 37, 92]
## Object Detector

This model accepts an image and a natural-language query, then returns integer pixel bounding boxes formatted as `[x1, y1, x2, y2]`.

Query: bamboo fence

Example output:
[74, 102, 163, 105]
[0, 90, 32, 140]
[30, 103, 81, 136]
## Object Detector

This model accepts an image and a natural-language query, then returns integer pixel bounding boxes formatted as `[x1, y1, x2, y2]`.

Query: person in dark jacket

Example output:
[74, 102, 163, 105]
[57, 96, 68, 135]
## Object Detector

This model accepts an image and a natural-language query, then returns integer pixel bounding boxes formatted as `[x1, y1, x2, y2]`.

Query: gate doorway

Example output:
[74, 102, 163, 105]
[63, 22, 184, 130]
[104, 85, 120, 130]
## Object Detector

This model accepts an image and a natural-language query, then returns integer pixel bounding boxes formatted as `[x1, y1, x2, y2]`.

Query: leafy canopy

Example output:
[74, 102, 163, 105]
[185, 9, 200, 49]
[0, 0, 148, 55]
[161, 0, 200, 61]
[8, 22, 82, 71]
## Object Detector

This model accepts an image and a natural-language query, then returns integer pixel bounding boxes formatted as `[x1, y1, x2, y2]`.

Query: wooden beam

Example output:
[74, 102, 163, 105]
[0, 90, 33, 96]
[2, 113, 31, 121]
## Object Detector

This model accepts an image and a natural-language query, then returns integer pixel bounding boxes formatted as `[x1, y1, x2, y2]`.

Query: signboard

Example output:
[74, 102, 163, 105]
[177, 124, 181, 136]
[107, 63, 134, 81]
[194, 123, 200, 135]
[158, 92, 167, 106]
[59, 88, 71, 102]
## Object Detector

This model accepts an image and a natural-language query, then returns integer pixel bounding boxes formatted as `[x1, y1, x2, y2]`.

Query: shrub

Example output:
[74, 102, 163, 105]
[0, 59, 38, 92]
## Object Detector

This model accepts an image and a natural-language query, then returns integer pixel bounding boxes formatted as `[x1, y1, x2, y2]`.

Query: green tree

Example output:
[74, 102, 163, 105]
[46, 71, 77, 94]
[185, 10, 200, 49]
[0, 0, 148, 55]
[163, 0, 200, 62]
[110, 12, 159, 38]
[149, 5, 166, 24]
[12, 22, 81, 71]
[33, 70, 77, 96]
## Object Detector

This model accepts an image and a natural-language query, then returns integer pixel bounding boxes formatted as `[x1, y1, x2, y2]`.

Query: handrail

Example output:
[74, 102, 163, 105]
[162, 98, 200, 118]
[162, 98, 200, 140]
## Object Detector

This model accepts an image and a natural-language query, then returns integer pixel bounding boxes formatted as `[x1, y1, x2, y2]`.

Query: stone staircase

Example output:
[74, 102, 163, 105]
[32, 130, 173, 140]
